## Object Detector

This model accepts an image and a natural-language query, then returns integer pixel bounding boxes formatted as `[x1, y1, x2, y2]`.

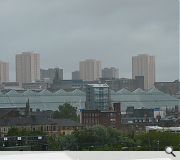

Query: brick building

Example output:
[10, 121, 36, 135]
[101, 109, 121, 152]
[80, 103, 121, 129]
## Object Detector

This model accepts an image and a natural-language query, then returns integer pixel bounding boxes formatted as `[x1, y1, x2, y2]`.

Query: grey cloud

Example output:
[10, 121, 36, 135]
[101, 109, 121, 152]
[0, 0, 178, 81]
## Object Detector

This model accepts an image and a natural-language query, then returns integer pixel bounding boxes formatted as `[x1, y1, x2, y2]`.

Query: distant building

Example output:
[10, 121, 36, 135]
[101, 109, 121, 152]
[120, 106, 166, 132]
[50, 69, 85, 90]
[72, 71, 80, 80]
[0, 103, 83, 136]
[121, 107, 165, 125]
[0, 107, 29, 119]
[105, 76, 144, 91]
[16, 52, 40, 83]
[51, 69, 94, 90]
[132, 54, 155, 90]
[40, 68, 63, 83]
[159, 116, 180, 127]
[22, 81, 49, 90]
[0, 60, 9, 83]
[102, 67, 119, 79]
[1, 82, 21, 90]
[145, 126, 180, 133]
[0, 117, 83, 136]
[79, 59, 101, 81]
[154, 80, 180, 96]
[85, 84, 110, 111]
[80, 103, 121, 129]
[51, 79, 86, 90]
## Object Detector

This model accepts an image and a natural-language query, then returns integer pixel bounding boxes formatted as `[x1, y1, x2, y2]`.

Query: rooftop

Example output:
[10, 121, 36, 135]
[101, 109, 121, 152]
[0, 116, 83, 127]
[87, 84, 109, 88]
[0, 87, 179, 111]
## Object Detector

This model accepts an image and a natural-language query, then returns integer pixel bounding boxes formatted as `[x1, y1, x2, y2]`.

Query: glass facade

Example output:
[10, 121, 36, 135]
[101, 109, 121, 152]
[86, 84, 112, 110]
[0, 87, 179, 111]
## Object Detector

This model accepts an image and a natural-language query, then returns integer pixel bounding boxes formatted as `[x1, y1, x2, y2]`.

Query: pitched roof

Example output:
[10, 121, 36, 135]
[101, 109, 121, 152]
[148, 87, 164, 94]
[117, 88, 131, 94]
[71, 89, 85, 95]
[54, 89, 67, 95]
[39, 89, 52, 95]
[23, 90, 37, 96]
[6, 90, 19, 96]
[133, 88, 145, 94]
[0, 116, 83, 127]
[0, 107, 26, 118]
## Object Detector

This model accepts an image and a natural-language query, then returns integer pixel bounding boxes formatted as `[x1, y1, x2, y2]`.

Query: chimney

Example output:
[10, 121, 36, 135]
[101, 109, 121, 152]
[113, 103, 121, 129]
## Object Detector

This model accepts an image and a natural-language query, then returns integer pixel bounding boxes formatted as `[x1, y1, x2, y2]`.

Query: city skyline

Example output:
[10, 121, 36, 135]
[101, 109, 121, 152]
[0, 53, 179, 82]
[0, 0, 178, 81]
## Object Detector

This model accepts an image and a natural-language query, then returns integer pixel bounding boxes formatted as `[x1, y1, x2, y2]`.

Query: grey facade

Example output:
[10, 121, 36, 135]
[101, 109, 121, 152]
[105, 76, 144, 91]
[40, 68, 63, 82]
[22, 82, 49, 90]
[154, 80, 180, 95]
[72, 71, 80, 80]
[102, 67, 119, 79]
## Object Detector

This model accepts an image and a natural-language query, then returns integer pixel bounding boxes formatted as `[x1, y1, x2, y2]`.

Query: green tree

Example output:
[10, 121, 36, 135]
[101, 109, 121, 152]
[71, 125, 135, 150]
[135, 131, 180, 151]
[53, 103, 79, 121]
[48, 136, 60, 151]
[59, 134, 78, 150]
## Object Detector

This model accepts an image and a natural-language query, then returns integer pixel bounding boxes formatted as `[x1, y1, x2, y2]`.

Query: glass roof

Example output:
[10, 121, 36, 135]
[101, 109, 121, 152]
[0, 88, 179, 111]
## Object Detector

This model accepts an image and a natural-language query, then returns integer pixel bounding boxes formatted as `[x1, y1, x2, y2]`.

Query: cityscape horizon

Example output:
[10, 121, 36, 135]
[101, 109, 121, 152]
[0, 0, 179, 152]
[0, 52, 179, 82]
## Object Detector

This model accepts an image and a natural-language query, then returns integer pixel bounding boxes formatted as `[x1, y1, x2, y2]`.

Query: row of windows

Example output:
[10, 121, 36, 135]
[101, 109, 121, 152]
[0, 125, 79, 133]
[83, 113, 99, 117]
[84, 118, 99, 124]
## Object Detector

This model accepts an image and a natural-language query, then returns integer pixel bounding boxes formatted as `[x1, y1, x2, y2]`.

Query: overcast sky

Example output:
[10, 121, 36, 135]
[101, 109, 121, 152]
[0, 0, 179, 81]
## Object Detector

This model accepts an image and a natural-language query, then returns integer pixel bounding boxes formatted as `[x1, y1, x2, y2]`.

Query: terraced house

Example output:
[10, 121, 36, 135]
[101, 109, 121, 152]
[0, 116, 83, 137]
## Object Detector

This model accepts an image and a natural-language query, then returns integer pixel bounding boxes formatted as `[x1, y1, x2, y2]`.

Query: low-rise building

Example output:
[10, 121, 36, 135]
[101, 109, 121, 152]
[102, 67, 119, 79]
[51, 80, 87, 90]
[1, 82, 22, 90]
[0, 107, 31, 119]
[22, 81, 49, 90]
[0, 117, 83, 137]
[105, 76, 144, 91]
[145, 126, 180, 133]
[80, 103, 121, 129]
[40, 68, 63, 83]
[122, 107, 165, 124]
[72, 71, 80, 80]
[154, 80, 180, 96]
